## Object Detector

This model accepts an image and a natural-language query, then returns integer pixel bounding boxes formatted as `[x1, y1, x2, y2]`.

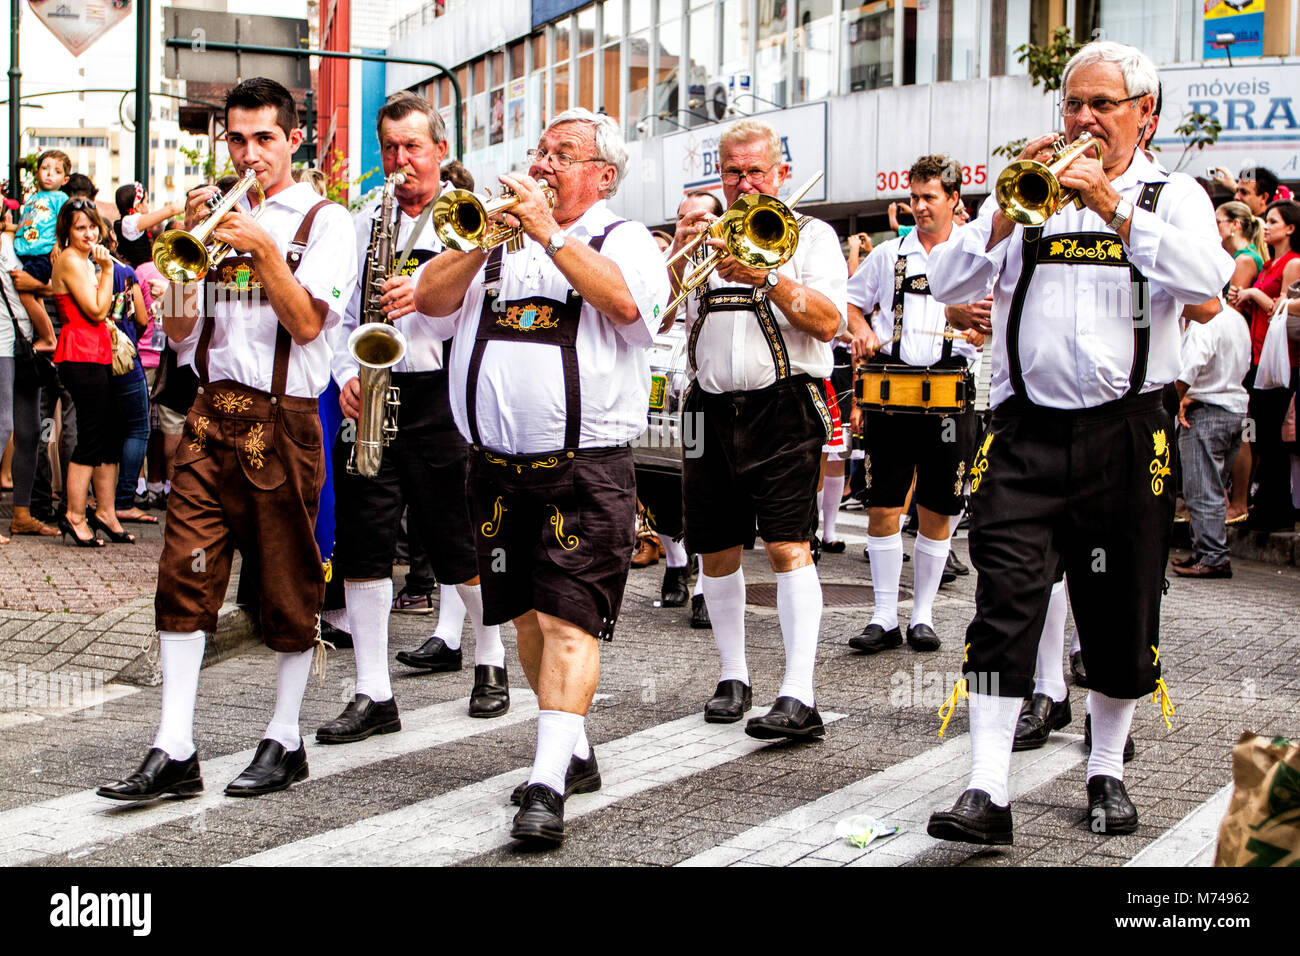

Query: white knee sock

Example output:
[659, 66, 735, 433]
[949, 511, 963, 535]
[345, 578, 393, 702]
[775, 564, 821, 707]
[1070, 628, 1081, 655]
[152, 630, 205, 761]
[528, 709, 584, 793]
[661, 536, 688, 568]
[1086, 690, 1137, 781]
[456, 582, 504, 668]
[264, 648, 314, 752]
[701, 567, 748, 683]
[967, 692, 1023, 806]
[572, 721, 590, 759]
[433, 582, 467, 649]
[692, 573, 704, 597]
[821, 476, 844, 542]
[866, 531, 903, 630]
[910, 533, 950, 628]
[1033, 581, 1068, 702]
[321, 607, 350, 634]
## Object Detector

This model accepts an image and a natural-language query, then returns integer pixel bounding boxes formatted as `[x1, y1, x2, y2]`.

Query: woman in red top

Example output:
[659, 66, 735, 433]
[49, 200, 132, 546]
[1229, 200, 1300, 532]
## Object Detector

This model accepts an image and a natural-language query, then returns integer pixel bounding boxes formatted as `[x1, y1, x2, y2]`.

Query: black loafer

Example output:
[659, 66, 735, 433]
[1086, 775, 1138, 834]
[927, 788, 1013, 845]
[320, 617, 352, 650]
[224, 739, 308, 797]
[1084, 713, 1135, 762]
[704, 679, 752, 723]
[849, 623, 902, 654]
[820, 539, 846, 554]
[315, 694, 401, 744]
[1070, 650, 1089, 688]
[511, 784, 565, 845]
[511, 749, 602, 805]
[1012, 693, 1072, 751]
[906, 623, 941, 652]
[468, 665, 510, 718]
[660, 566, 690, 607]
[946, 551, 970, 576]
[97, 748, 203, 801]
[395, 636, 463, 672]
[745, 696, 825, 740]
[690, 593, 712, 629]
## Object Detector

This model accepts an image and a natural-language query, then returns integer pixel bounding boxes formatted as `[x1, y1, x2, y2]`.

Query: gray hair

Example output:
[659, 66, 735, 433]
[718, 119, 783, 166]
[376, 90, 447, 147]
[1061, 40, 1159, 100]
[547, 107, 628, 197]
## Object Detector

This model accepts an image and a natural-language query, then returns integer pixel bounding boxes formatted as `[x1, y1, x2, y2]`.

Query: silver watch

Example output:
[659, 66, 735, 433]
[764, 270, 780, 290]
[545, 231, 566, 257]
[1107, 199, 1133, 232]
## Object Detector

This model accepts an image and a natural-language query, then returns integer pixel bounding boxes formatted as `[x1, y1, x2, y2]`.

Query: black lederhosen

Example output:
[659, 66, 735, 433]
[464, 224, 637, 641]
[682, 285, 831, 553]
[332, 368, 477, 584]
[965, 182, 1170, 700]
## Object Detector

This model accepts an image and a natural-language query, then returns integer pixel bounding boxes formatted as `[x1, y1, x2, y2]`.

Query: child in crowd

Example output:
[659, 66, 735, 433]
[5, 150, 71, 348]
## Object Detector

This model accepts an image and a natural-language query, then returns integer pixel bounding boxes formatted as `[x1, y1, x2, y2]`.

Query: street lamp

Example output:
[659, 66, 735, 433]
[1215, 32, 1237, 68]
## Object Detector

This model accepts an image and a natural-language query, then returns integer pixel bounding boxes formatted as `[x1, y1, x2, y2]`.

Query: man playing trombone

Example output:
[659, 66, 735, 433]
[667, 119, 846, 738]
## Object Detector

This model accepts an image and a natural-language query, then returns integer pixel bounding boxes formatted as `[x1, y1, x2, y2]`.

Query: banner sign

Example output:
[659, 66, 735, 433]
[29, 0, 133, 57]
[1203, 0, 1265, 59]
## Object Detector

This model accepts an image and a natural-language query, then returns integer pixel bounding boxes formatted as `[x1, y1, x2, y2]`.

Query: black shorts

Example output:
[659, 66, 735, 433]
[332, 371, 477, 584]
[467, 445, 637, 640]
[683, 375, 829, 554]
[863, 407, 978, 515]
[636, 466, 684, 540]
[964, 392, 1173, 700]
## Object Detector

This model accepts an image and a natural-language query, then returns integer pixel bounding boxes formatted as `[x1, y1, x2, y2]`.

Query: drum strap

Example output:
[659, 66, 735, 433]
[1005, 180, 1164, 403]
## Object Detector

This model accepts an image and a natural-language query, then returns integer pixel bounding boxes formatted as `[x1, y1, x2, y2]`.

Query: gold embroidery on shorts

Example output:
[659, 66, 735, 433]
[1149, 428, 1171, 496]
[244, 423, 267, 470]
[188, 416, 209, 454]
[213, 392, 254, 414]
[550, 505, 579, 551]
[863, 453, 873, 489]
[954, 460, 966, 497]
[970, 433, 994, 493]
[484, 452, 560, 474]
[481, 496, 506, 537]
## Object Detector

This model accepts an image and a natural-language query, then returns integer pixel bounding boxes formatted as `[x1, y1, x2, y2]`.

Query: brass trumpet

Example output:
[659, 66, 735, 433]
[663, 170, 823, 314]
[432, 184, 556, 253]
[152, 169, 266, 282]
[994, 132, 1101, 226]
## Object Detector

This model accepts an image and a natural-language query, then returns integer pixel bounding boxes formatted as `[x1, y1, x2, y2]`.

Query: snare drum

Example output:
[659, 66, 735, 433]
[854, 361, 972, 415]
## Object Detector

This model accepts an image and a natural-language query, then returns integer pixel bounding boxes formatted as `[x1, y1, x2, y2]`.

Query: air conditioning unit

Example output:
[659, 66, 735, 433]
[703, 80, 728, 122]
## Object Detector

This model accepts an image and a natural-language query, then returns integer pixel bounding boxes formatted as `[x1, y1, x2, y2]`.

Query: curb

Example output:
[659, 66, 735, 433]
[114, 602, 261, 687]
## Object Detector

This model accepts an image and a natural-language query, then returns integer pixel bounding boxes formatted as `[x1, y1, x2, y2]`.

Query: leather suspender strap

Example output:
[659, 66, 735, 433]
[1124, 181, 1165, 396]
[890, 254, 906, 360]
[1006, 225, 1043, 402]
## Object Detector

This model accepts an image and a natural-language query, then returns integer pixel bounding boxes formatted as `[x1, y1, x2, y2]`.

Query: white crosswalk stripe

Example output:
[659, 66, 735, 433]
[1124, 782, 1231, 867]
[228, 705, 846, 867]
[677, 733, 1085, 867]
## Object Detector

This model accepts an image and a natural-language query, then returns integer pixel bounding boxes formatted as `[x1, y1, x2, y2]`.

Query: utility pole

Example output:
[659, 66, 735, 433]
[8, 0, 21, 201]
[134, 0, 151, 187]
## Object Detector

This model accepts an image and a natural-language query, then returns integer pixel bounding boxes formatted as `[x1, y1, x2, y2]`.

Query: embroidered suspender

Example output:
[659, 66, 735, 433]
[888, 251, 949, 363]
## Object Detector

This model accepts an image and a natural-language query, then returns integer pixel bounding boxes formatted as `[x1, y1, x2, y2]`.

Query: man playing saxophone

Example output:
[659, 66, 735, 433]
[315, 91, 508, 746]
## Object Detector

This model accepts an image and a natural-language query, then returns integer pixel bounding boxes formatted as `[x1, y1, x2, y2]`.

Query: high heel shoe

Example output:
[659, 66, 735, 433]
[58, 516, 104, 548]
[87, 513, 135, 545]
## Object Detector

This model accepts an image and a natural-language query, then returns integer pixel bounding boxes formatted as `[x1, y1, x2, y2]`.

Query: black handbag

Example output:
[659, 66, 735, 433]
[2, 284, 56, 391]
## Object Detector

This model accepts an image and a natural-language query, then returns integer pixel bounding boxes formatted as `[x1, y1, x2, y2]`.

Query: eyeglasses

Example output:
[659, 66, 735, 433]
[1060, 93, 1148, 117]
[719, 166, 776, 186]
[525, 147, 606, 170]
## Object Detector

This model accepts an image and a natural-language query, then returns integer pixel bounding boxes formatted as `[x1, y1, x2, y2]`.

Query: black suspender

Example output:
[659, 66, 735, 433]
[889, 250, 948, 363]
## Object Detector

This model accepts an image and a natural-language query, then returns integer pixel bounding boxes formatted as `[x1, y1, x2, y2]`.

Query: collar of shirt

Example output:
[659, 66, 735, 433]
[250, 180, 326, 216]
[558, 198, 616, 241]
[1110, 147, 1168, 193]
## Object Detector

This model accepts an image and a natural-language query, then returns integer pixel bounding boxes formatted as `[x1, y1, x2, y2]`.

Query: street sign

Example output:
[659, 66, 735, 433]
[163, 9, 310, 88]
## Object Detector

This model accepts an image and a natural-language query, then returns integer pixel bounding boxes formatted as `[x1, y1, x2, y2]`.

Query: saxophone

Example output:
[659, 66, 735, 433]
[346, 172, 409, 478]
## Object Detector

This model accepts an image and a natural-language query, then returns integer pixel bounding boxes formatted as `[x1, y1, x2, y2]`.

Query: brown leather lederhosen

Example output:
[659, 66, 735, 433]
[155, 201, 332, 652]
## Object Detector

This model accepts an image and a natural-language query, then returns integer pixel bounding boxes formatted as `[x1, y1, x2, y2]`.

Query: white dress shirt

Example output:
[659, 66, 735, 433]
[1179, 304, 1250, 415]
[686, 215, 848, 393]
[847, 227, 977, 368]
[417, 199, 670, 455]
[331, 183, 449, 387]
[172, 181, 357, 399]
[929, 149, 1234, 410]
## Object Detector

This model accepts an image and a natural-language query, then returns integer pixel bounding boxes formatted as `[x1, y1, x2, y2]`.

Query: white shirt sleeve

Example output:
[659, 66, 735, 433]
[599, 221, 671, 349]
[120, 213, 145, 242]
[786, 219, 848, 337]
[410, 258, 469, 340]
[1177, 322, 1213, 388]
[333, 209, 373, 388]
[1124, 173, 1235, 305]
[291, 203, 358, 338]
[929, 195, 1008, 305]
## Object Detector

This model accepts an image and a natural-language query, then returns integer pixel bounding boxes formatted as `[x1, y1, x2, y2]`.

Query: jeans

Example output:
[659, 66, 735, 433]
[113, 373, 150, 509]
[1178, 402, 1245, 566]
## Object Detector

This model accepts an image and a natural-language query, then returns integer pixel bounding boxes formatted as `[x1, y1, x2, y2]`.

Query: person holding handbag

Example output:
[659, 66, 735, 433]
[104, 249, 153, 526]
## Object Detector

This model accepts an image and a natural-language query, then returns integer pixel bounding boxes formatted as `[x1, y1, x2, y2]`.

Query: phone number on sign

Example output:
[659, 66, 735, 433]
[876, 165, 987, 191]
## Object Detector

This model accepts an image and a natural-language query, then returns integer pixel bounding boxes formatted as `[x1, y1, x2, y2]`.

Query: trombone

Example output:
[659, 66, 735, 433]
[663, 170, 823, 314]
[432, 184, 556, 254]
[152, 169, 266, 282]
[994, 132, 1101, 226]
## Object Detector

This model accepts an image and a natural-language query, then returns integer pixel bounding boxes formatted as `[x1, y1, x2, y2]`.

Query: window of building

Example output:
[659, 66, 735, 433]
[795, 0, 835, 103]
[578, 4, 596, 52]
[627, 26, 650, 140]
[602, 0, 622, 44]
[578, 50, 595, 111]
[656, 14, 684, 134]
[756, 0, 790, 108]
[844, 1, 913, 92]
[1098, 0, 1174, 66]
[509, 40, 526, 79]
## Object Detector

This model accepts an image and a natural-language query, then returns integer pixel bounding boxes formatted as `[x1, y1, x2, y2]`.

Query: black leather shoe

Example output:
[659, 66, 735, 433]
[1083, 713, 1135, 762]
[660, 566, 690, 607]
[849, 623, 902, 654]
[690, 593, 712, 629]
[1086, 775, 1138, 834]
[511, 784, 565, 845]
[946, 551, 969, 576]
[395, 636, 463, 672]
[821, 538, 846, 554]
[1012, 693, 1072, 751]
[511, 749, 602, 805]
[468, 665, 510, 718]
[940, 566, 957, 585]
[315, 694, 401, 744]
[224, 739, 308, 796]
[1070, 651, 1089, 688]
[97, 748, 203, 801]
[704, 679, 752, 723]
[906, 623, 941, 652]
[745, 696, 825, 740]
[927, 789, 1013, 845]
[320, 617, 352, 650]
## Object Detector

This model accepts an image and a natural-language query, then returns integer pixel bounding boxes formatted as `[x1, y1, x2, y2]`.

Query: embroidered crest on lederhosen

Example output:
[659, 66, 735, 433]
[188, 416, 210, 454]
[212, 392, 254, 414]
[210, 258, 263, 292]
[1039, 234, 1127, 265]
[498, 302, 559, 332]
[1149, 428, 1171, 496]
[244, 423, 268, 470]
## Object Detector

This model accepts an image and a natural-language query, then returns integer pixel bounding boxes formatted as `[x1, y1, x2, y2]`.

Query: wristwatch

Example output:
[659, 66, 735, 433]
[545, 231, 566, 257]
[1107, 199, 1133, 232]
[763, 270, 780, 291]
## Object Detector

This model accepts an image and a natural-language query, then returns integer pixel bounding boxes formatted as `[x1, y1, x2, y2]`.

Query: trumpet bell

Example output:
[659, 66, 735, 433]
[152, 230, 212, 283]
[723, 194, 801, 268]
[433, 189, 489, 253]
[994, 159, 1062, 227]
[348, 322, 407, 370]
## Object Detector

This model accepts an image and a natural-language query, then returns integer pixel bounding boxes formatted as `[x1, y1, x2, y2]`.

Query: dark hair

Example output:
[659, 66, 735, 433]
[36, 149, 72, 178]
[226, 77, 299, 138]
[115, 183, 138, 216]
[440, 160, 474, 191]
[63, 173, 97, 200]
[909, 155, 963, 197]
[680, 189, 723, 217]
[377, 90, 446, 146]
[215, 174, 240, 193]
[55, 198, 106, 248]
[1264, 200, 1300, 256]
[1242, 167, 1280, 204]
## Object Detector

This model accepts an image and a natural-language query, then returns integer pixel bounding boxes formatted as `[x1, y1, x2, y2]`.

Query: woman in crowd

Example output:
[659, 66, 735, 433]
[105, 239, 153, 527]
